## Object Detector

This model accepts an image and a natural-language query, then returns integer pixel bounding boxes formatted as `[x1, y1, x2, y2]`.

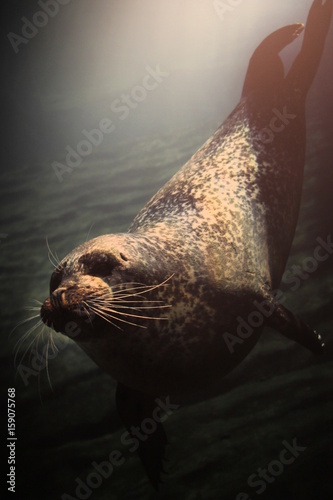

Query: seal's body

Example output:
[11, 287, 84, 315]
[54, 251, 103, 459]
[41, 0, 332, 487]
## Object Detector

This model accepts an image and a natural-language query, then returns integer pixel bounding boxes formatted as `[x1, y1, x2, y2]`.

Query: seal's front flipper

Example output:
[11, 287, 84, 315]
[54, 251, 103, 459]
[116, 382, 168, 489]
[264, 296, 324, 355]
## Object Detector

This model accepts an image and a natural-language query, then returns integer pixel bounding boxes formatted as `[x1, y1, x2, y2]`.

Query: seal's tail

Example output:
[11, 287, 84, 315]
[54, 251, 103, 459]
[242, 0, 332, 100]
[242, 23, 304, 99]
[286, 0, 333, 98]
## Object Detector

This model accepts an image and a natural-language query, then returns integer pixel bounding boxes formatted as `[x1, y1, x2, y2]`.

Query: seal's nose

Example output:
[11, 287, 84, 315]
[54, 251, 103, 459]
[40, 288, 68, 331]
[50, 287, 67, 308]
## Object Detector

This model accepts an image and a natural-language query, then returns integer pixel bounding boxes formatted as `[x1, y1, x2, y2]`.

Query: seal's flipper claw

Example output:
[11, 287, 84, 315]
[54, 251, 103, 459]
[116, 382, 168, 489]
[264, 297, 325, 355]
[242, 23, 304, 99]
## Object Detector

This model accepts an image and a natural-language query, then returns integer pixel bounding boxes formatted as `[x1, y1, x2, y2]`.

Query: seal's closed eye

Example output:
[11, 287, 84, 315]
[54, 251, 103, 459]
[78, 251, 121, 277]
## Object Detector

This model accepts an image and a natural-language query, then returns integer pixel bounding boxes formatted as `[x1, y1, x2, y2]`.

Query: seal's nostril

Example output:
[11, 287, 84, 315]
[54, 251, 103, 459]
[50, 288, 67, 308]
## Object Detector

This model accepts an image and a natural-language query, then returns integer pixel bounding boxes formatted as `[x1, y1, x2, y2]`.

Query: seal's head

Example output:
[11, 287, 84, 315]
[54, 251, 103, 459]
[40, 234, 170, 340]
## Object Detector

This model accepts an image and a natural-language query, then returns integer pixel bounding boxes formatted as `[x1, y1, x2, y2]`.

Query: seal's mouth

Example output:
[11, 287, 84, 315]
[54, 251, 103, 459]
[40, 294, 90, 335]
[41, 274, 116, 335]
[40, 296, 56, 328]
[40, 281, 103, 335]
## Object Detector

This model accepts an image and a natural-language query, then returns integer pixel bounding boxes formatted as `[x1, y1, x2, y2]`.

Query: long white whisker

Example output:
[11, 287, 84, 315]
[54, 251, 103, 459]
[107, 304, 171, 311]
[84, 276, 173, 330]
[89, 305, 147, 329]
[81, 301, 95, 327]
[112, 287, 168, 300]
[111, 275, 173, 298]
[46, 236, 62, 269]
[108, 297, 166, 304]
[10, 314, 41, 338]
[32, 299, 43, 306]
[89, 303, 166, 323]
[88, 305, 124, 331]
[16, 331, 40, 370]
[49, 331, 59, 354]
[85, 223, 95, 242]
[13, 319, 43, 365]
[90, 300, 171, 313]
[89, 296, 171, 309]
[111, 282, 152, 293]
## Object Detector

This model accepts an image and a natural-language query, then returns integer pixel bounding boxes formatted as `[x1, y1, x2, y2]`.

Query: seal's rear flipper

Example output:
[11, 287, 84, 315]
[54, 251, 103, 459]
[116, 382, 168, 489]
[264, 297, 325, 355]
[242, 23, 304, 99]
[242, 0, 333, 101]
[286, 0, 333, 97]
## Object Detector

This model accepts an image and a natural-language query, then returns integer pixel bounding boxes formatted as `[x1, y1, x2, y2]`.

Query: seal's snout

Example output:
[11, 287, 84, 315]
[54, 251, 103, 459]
[40, 277, 111, 334]
[49, 287, 67, 308]
[40, 296, 59, 330]
[40, 286, 81, 333]
[40, 292, 68, 332]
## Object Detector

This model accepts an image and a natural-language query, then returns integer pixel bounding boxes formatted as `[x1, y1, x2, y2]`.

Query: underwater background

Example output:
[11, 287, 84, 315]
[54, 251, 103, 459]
[1, 1, 333, 499]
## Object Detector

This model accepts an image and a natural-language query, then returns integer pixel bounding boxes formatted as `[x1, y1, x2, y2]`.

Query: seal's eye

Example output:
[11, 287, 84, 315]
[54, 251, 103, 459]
[79, 252, 120, 277]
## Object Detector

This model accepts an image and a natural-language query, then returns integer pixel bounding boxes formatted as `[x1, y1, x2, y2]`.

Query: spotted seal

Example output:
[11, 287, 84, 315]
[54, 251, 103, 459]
[40, 0, 332, 487]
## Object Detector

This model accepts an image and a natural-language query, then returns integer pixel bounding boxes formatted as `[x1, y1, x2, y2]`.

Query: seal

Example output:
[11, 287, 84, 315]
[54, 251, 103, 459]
[40, 0, 332, 487]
